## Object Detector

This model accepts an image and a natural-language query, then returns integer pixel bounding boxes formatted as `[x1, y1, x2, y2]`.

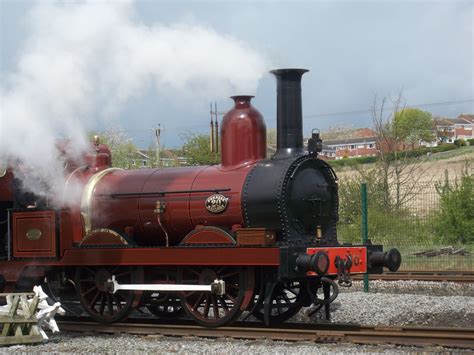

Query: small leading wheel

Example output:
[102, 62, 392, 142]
[178, 266, 246, 327]
[147, 293, 185, 320]
[75, 266, 141, 323]
[252, 280, 305, 325]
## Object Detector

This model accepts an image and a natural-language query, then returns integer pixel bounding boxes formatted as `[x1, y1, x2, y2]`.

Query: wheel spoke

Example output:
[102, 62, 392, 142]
[98, 293, 106, 315]
[220, 271, 239, 279]
[218, 296, 229, 313]
[211, 295, 219, 319]
[216, 266, 227, 274]
[84, 267, 96, 275]
[112, 294, 122, 309]
[224, 293, 237, 304]
[203, 294, 210, 318]
[88, 290, 101, 309]
[184, 267, 201, 277]
[115, 271, 131, 279]
[281, 293, 292, 304]
[183, 291, 197, 297]
[78, 277, 94, 283]
[192, 293, 205, 311]
[83, 285, 98, 297]
[107, 294, 114, 315]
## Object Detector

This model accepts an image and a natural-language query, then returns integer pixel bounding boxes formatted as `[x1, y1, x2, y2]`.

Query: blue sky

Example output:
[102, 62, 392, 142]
[1, 0, 473, 149]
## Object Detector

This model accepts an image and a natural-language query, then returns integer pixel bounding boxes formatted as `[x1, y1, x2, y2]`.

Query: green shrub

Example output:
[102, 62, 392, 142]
[433, 143, 458, 153]
[467, 138, 474, 146]
[453, 139, 467, 147]
[328, 156, 377, 167]
[434, 169, 474, 244]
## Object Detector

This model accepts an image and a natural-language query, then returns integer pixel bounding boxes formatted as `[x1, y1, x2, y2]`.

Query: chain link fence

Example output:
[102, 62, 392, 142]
[337, 178, 473, 271]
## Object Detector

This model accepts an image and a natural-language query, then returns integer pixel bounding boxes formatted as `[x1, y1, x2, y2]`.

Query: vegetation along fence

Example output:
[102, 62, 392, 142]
[337, 172, 473, 271]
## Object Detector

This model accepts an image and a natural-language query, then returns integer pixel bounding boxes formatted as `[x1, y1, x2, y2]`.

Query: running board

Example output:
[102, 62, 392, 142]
[105, 275, 225, 296]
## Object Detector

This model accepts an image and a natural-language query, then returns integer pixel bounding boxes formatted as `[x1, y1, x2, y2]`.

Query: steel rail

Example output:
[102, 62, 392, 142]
[57, 320, 474, 349]
[353, 271, 474, 283]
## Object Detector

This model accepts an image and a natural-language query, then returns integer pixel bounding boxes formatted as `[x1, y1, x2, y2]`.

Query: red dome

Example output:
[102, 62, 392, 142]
[220, 96, 266, 167]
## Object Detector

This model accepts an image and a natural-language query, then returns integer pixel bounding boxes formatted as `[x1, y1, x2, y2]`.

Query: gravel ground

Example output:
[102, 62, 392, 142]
[2, 281, 473, 353]
[303, 291, 474, 327]
[349, 280, 474, 297]
[2, 332, 469, 354]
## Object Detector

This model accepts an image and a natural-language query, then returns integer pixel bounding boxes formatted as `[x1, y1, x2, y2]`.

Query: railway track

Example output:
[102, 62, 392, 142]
[57, 319, 474, 349]
[353, 270, 474, 283]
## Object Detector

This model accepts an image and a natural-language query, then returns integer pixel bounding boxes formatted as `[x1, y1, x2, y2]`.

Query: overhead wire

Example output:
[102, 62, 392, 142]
[116, 98, 474, 134]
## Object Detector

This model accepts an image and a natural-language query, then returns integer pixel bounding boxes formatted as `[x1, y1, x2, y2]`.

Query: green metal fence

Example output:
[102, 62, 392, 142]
[337, 179, 473, 271]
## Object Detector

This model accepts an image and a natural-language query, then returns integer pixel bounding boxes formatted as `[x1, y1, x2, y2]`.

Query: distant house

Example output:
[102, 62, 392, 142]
[130, 150, 151, 168]
[318, 128, 377, 160]
[434, 114, 474, 143]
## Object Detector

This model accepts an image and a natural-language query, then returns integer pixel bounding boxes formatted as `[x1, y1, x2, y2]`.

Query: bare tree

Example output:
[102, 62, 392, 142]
[370, 92, 429, 209]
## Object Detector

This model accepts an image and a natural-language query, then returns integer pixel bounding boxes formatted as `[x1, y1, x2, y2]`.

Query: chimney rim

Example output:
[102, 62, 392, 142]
[270, 68, 309, 76]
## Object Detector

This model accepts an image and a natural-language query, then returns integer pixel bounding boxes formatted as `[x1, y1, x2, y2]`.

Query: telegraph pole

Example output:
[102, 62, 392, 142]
[154, 124, 161, 167]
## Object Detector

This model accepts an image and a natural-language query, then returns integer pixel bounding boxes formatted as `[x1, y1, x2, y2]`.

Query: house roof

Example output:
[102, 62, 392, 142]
[434, 115, 474, 126]
[322, 144, 336, 152]
[458, 114, 474, 123]
[433, 117, 454, 127]
[323, 136, 377, 146]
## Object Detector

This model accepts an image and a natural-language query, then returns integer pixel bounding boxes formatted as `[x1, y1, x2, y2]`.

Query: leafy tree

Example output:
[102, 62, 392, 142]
[434, 168, 474, 244]
[180, 132, 219, 165]
[89, 127, 138, 169]
[393, 108, 434, 148]
[267, 128, 277, 145]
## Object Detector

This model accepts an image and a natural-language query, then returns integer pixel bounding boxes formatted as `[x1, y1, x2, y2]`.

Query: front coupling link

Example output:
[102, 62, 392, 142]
[335, 255, 353, 287]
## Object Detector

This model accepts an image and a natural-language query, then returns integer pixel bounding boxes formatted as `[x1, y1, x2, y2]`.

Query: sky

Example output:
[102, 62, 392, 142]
[1, 0, 473, 149]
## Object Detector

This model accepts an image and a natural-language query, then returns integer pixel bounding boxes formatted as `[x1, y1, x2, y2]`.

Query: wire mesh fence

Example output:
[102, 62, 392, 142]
[337, 179, 473, 271]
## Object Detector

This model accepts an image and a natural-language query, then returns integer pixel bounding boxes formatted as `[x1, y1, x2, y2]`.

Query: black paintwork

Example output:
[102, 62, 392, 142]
[270, 69, 308, 159]
[242, 155, 339, 246]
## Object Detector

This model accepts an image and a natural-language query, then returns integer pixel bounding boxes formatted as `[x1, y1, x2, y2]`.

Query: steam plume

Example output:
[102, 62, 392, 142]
[0, 0, 269, 205]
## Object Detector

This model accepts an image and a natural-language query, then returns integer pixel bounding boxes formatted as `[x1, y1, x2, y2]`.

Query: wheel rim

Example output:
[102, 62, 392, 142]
[178, 266, 245, 327]
[75, 266, 140, 323]
[252, 280, 304, 325]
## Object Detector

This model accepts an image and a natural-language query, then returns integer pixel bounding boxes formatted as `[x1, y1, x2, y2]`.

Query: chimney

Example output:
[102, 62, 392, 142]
[270, 68, 309, 158]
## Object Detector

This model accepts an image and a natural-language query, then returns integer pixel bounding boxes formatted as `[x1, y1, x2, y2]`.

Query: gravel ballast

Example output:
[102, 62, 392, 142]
[3, 333, 468, 354]
[2, 281, 473, 353]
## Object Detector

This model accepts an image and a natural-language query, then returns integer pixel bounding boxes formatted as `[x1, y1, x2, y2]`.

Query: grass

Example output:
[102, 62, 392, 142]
[338, 212, 474, 271]
[396, 244, 474, 271]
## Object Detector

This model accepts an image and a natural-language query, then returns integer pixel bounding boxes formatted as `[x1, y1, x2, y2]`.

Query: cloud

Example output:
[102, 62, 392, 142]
[0, 0, 269, 205]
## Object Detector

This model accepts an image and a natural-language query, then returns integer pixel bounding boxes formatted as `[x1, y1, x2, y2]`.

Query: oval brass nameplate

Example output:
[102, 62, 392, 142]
[26, 228, 42, 241]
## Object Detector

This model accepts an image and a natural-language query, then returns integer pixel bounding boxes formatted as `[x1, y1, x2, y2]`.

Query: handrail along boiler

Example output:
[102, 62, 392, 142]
[0, 68, 401, 327]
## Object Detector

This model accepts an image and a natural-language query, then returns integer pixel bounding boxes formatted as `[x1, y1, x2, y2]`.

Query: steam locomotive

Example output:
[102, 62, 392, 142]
[0, 68, 401, 327]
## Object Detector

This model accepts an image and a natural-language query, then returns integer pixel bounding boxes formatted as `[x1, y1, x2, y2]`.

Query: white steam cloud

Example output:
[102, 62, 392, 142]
[0, 0, 269, 206]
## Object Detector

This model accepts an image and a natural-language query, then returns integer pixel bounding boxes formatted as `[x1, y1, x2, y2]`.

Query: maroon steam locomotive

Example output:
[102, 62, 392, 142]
[0, 68, 401, 327]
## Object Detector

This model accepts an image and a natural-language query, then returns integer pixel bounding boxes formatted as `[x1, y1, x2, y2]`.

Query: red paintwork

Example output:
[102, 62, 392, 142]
[182, 226, 235, 245]
[189, 165, 249, 228]
[0, 171, 14, 201]
[91, 163, 251, 246]
[221, 96, 266, 168]
[13, 211, 56, 258]
[59, 210, 82, 254]
[1, 247, 281, 282]
[307, 246, 367, 275]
